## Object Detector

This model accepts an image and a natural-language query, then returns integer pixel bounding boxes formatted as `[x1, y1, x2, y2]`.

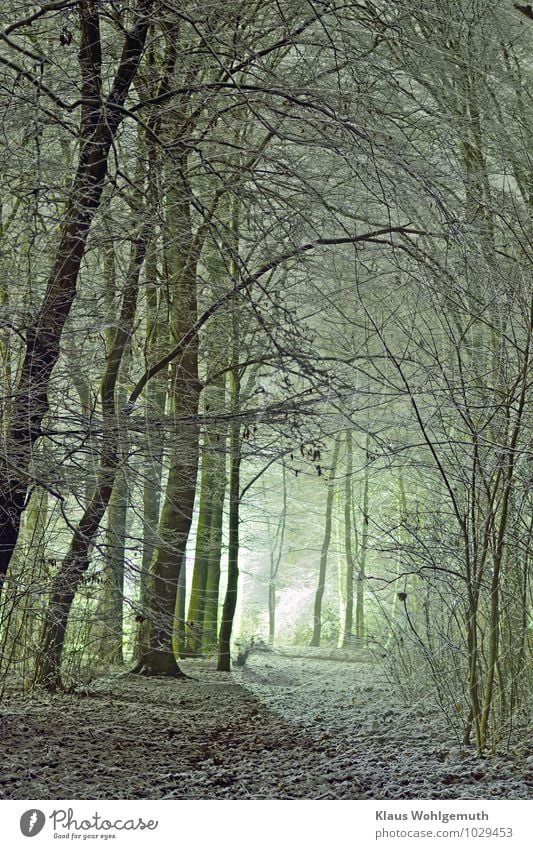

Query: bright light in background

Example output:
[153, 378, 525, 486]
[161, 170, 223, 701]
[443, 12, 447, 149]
[271, 587, 315, 640]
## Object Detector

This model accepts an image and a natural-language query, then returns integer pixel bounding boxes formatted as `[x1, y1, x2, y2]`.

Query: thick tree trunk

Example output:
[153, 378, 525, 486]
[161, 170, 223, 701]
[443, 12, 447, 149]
[0, 1, 153, 591]
[133, 162, 200, 677]
[186, 370, 227, 655]
[133, 399, 199, 676]
[310, 433, 341, 646]
[0, 486, 48, 677]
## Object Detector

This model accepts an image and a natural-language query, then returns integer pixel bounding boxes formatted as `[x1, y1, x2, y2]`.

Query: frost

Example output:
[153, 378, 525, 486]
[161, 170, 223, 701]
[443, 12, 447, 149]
[0, 652, 530, 800]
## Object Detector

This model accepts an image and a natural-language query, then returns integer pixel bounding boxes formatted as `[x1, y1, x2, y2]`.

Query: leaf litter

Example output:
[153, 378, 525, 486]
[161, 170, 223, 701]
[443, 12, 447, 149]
[0, 651, 530, 799]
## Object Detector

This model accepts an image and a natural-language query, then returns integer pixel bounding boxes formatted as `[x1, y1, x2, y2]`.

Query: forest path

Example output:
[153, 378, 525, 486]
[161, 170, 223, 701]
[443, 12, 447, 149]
[0, 653, 530, 799]
[235, 651, 531, 799]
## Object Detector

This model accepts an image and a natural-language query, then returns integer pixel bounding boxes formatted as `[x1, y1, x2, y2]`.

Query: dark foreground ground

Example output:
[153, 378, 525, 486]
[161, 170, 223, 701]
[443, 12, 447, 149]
[0, 651, 531, 799]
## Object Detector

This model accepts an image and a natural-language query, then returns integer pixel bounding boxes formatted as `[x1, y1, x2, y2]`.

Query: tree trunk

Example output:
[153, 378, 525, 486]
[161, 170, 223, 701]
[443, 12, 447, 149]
[342, 430, 355, 647]
[97, 465, 128, 666]
[0, 486, 48, 677]
[34, 231, 147, 689]
[217, 216, 241, 671]
[0, 274, 13, 442]
[311, 433, 341, 646]
[185, 445, 215, 656]
[134, 402, 199, 676]
[136, 236, 168, 662]
[202, 456, 226, 650]
[133, 160, 200, 677]
[95, 250, 133, 668]
[217, 413, 240, 672]
[386, 471, 407, 648]
[183, 391, 228, 657]
[175, 560, 187, 656]
[267, 464, 287, 646]
[355, 444, 370, 641]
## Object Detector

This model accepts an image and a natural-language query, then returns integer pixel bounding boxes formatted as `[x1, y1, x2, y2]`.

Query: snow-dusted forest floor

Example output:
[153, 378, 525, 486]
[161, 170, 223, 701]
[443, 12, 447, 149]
[0, 651, 531, 800]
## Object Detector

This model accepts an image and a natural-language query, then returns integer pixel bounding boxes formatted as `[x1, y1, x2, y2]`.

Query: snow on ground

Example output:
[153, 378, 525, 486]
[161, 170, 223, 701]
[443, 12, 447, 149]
[0, 650, 531, 800]
[234, 650, 532, 799]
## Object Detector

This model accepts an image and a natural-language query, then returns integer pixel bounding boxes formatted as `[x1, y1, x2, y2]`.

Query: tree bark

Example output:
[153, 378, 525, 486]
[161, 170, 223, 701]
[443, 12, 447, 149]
[311, 433, 341, 646]
[267, 464, 287, 646]
[98, 464, 128, 666]
[217, 212, 241, 672]
[356, 443, 370, 641]
[133, 159, 200, 677]
[342, 430, 355, 647]
[185, 444, 215, 656]
[202, 450, 227, 650]
[136, 236, 168, 663]
[217, 402, 240, 672]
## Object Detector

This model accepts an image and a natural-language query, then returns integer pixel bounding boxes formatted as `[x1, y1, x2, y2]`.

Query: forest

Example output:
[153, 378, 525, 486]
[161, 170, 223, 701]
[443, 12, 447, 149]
[0, 0, 531, 801]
